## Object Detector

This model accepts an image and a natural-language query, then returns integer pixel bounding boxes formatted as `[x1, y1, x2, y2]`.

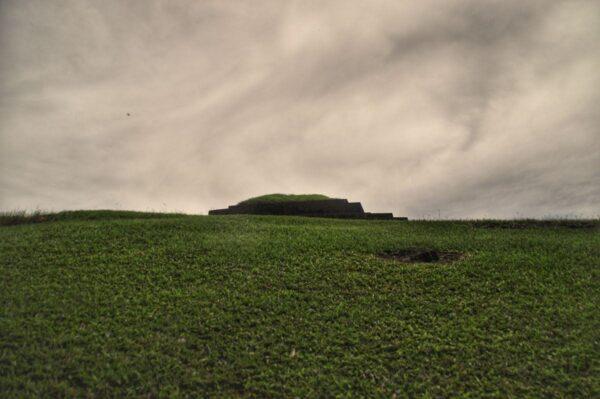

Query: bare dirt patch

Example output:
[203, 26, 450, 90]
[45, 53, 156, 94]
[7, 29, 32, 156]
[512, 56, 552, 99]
[379, 249, 464, 264]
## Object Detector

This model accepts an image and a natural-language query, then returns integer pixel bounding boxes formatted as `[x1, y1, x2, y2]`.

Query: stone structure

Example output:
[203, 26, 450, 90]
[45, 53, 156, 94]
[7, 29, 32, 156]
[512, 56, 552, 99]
[209, 198, 407, 220]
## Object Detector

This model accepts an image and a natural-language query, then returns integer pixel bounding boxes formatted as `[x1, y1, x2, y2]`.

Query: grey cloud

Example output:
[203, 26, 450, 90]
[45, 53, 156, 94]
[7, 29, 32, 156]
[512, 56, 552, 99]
[1, 0, 599, 218]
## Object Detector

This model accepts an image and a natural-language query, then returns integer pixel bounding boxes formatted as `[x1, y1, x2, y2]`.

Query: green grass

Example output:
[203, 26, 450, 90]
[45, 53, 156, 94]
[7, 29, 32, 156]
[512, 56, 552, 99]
[1, 212, 598, 397]
[238, 193, 332, 204]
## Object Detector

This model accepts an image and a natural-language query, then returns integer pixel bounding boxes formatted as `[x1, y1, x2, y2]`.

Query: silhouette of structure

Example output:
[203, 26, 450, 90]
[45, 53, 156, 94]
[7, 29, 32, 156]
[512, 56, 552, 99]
[209, 198, 407, 220]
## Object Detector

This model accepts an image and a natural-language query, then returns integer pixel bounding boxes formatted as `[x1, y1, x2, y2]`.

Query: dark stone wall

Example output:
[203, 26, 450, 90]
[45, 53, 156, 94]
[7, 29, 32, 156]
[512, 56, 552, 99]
[209, 199, 404, 220]
[210, 199, 362, 216]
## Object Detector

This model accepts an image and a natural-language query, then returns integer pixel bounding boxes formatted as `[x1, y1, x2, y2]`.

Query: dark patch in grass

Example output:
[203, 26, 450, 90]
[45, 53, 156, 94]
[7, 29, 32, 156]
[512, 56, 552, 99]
[469, 219, 599, 229]
[379, 248, 464, 263]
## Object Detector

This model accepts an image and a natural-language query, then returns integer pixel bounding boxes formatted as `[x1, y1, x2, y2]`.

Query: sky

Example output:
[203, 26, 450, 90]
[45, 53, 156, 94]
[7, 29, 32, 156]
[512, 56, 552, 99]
[1, 0, 599, 219]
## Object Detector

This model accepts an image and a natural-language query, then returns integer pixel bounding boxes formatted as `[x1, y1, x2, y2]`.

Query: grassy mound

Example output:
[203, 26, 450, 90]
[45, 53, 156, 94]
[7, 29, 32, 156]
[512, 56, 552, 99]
[238, 193, 332, 204]
[1, 215, 598, 397]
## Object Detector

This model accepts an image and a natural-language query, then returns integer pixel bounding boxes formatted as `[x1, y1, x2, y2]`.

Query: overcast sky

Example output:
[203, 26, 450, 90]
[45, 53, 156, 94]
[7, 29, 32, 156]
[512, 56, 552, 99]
[1, 0, 599, 218]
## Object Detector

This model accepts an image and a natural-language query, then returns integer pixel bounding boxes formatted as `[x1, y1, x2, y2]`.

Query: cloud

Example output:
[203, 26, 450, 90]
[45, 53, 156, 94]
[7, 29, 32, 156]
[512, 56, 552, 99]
[1, 0, 599, 218]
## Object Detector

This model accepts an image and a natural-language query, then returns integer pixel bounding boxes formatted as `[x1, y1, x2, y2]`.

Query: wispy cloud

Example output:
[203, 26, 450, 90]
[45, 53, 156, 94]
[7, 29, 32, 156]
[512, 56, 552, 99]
[1, 0, 599, 218]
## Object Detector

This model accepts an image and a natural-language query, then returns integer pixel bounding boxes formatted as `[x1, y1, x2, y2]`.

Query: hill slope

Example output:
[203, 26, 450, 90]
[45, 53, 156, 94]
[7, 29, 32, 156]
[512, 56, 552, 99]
[1, 212, 598, 397]
[0, 209, 185, 226]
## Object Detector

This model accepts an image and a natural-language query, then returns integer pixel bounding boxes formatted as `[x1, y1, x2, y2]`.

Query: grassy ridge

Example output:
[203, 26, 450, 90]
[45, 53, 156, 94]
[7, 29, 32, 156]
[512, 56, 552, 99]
[1, 213, 598, 397]
[0, 210, 185, 226]
[238, 193, 332, 204]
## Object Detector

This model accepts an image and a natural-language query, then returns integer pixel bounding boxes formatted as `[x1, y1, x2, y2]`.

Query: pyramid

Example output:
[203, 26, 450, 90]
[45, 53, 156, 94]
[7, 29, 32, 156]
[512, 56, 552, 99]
[209, 198, 407, 220]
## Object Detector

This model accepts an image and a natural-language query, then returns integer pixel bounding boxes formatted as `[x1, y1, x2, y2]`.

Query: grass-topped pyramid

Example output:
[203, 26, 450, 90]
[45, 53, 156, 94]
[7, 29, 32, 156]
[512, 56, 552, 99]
[209, 193, 406, 220]
[238, 193, 333, 204]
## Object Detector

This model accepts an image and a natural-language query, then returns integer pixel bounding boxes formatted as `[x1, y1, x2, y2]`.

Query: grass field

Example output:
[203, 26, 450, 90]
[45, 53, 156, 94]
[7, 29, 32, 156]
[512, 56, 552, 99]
[1, 211, 598, 397]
